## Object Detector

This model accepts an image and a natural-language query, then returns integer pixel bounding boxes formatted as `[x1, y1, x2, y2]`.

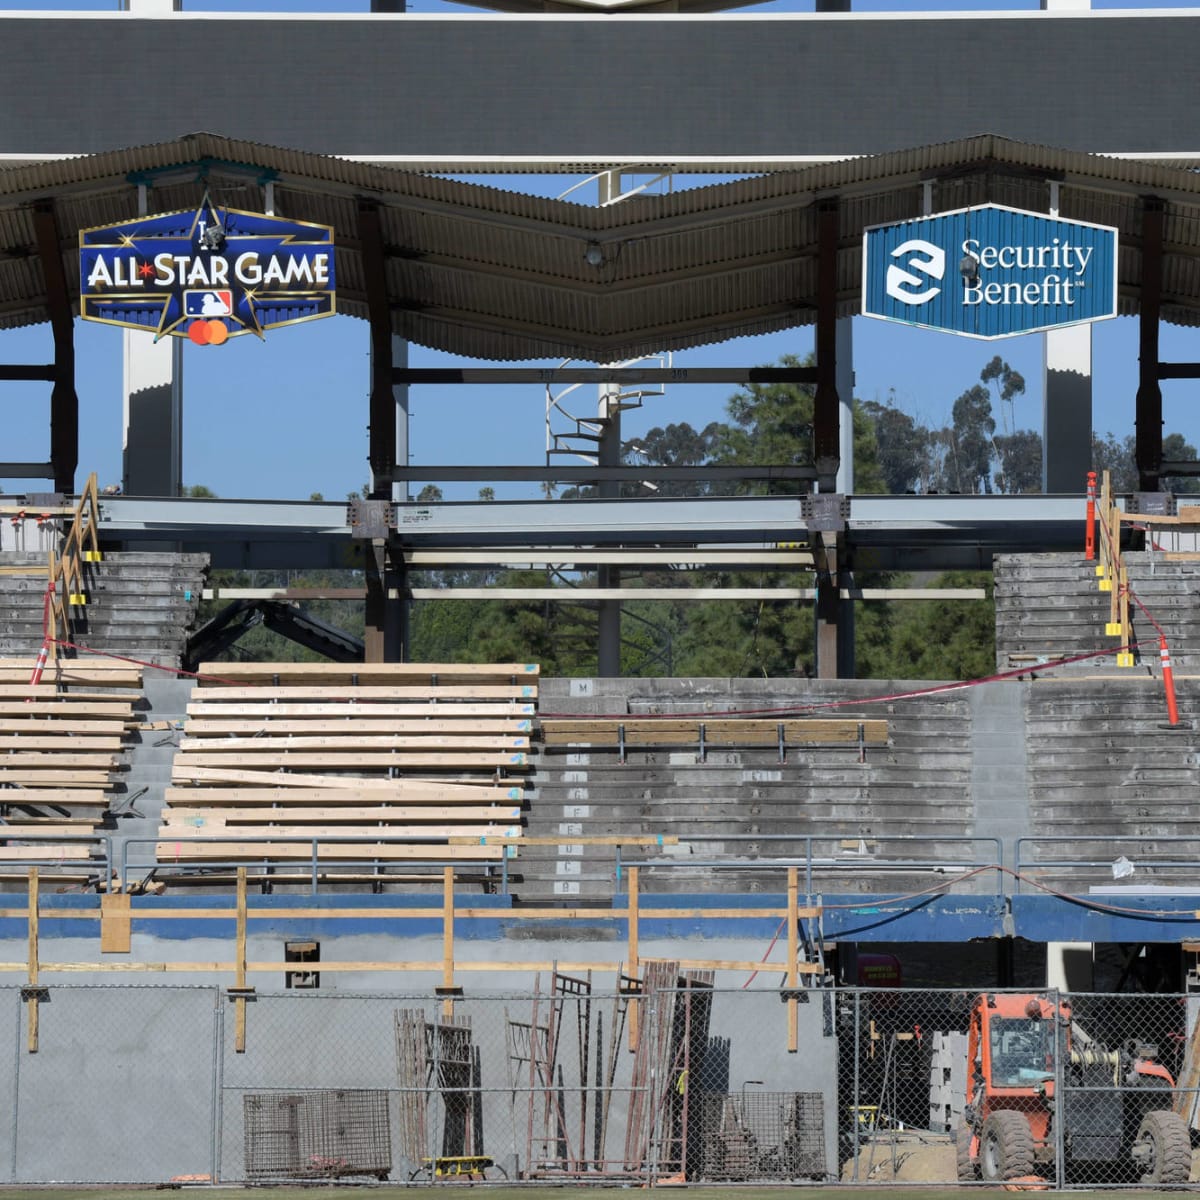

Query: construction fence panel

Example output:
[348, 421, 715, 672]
[4, 982, 1200, 1186]
[9, 983, 220, 1185]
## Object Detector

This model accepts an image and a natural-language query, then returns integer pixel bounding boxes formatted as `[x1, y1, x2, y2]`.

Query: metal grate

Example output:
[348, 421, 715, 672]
[243, 1089, 392, 1180]
[698, 1091, 825, 1181]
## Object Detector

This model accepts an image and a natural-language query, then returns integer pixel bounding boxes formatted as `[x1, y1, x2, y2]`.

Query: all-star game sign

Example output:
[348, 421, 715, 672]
[79, 194, 335, 344]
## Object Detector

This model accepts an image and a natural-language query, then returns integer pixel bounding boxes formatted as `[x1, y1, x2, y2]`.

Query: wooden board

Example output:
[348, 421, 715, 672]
[154, 841, 507, 862]
[0, 736, 126, 752]
[186, 702, 537, 719]
[0, 822, 99, 837]
[0, 665, 142, 688]
[540, 717, 888, 745]
[0, 772, 113, 786]
[0, 702, 135, 719]
[0, 753, 119, 768]
[0, 690, 137, 707]
[196, 661, 540, 685]
[0, 789, 111, 809]
[187, 685, 537, 701]
[183, 718, 535, 735]
[174, 751, 528, 769]
[0, 846, 93, 861]
[166, 771, 525, 797]
[0, 719, 134, 734]
[177, 734, 530, 752]
[159, 821, 521, 839]
[162, 804, 523, 823]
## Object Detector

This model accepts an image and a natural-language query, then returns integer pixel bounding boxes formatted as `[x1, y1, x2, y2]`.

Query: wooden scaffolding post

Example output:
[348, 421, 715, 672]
[787, 867, 799, 1053]
[627, 867, 640, 1052]
[442, 865, 457, 1020]
[233, 866, 251, 1053]
[26, 867, 40, 1054]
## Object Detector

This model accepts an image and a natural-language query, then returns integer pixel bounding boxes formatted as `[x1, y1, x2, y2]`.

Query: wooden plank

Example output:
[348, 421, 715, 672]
[0, 789, 111, 809]
[0, 737, 126, 752]
[0, 703, 134, 719]
[178, 734, 529, 752]
[159, 821, 521, 839]
[0, 690, 137, 707]
[186, 702, 538, 719]
[0, 753, 118, 768]
[0, 823, 99, 836]
[0, 658, 138, 672]
[162, 804, 523, 822]
[153, 841, 507, 861]
[183, 718, 535, 735]
[0, 667, 142, 688]
[0, 719, 133, 735]
[540, 717, 888, 745]
[166, 772, 525, 798]
[0, 846, 92, 861]
[187, 685, 537, 701]
[0, 772, 113, 786]
[196, 661, 540, 685]
[100, 894, 132, 954]
[174, 751, 528, 769]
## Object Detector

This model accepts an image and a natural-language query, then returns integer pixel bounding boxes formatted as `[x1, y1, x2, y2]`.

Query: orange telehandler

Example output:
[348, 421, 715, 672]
[956, 993, 1192, 1186]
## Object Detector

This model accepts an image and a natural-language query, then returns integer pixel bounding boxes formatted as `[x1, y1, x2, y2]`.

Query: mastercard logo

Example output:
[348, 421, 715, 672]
[187, 319, 229, 346]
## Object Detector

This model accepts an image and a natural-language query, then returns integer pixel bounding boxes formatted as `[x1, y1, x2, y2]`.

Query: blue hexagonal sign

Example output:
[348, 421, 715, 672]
[862, 204, 1117, 339]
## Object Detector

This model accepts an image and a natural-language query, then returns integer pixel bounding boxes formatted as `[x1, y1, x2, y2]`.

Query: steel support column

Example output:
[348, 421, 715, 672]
[359, 200, 404, 660]
[814, 197, 841, 494]
[1136, 195, 1165, 492]
[32, 200, 77, 494]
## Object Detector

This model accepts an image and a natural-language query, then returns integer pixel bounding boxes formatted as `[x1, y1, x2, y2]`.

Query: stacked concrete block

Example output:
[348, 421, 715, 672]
[927, 1031, 968, 1133]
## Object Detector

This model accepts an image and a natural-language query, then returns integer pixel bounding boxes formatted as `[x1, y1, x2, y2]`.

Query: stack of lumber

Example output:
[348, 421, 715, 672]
[159, 662, 537, 869]
[0, 657, 142, 864]
[540, 716, 888, 750]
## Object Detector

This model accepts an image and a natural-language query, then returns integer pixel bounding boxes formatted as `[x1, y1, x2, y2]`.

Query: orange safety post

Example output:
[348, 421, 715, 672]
[1085, 471, 1097, 561]
[1160, 635, 1180, 727]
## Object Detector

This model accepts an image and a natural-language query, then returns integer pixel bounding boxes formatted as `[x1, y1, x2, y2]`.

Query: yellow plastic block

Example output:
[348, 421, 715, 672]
[1117, 652, 1136, 668]
[68, 593, 86, 606]
[1099, 579, 1113, 592]
[82, 550, 102, 562]
[1105, 622, 1122, 636]
[1095, 564, 1107, 577]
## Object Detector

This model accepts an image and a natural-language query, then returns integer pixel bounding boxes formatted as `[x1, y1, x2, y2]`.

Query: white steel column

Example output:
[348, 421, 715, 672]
[122, 182, 183, 496]
[120, 0, 182, 494]
[1043, 181, 1093, 494]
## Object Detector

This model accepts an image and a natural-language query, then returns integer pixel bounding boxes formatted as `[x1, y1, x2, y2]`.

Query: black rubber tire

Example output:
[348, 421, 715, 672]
[956, 1118, 980, 1182]
[1135, 1109, 1192, 1186]
[980, 1110, 1036, 1182]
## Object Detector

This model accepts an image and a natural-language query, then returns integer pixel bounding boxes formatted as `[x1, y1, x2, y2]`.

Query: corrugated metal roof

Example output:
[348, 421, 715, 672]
[3, 131, 1200, 360]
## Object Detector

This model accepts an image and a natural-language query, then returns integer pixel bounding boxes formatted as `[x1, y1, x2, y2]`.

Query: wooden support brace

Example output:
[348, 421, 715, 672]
[441, 865, 456, 1020]
[26, 867, 39, 1053]
[100, 893, 132, 954]
[627, 866, 639, 1053]
[787, 867, 799, 1054]
[234, 866, 249, 1052]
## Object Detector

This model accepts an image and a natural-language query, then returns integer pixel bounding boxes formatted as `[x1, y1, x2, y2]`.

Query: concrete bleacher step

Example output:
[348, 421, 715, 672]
[0, 550, 207, 666]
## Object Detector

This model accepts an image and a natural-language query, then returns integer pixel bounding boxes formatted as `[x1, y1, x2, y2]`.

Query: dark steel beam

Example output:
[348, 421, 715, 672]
[31, 199, 76, 494]
[392, 367, 819, 386]
[1136, 195, 1165, 492]
[358, 199, 395, 501]
[0, 365, 54, 382]
[392, 464, 817, 483]
[813, 197, 841, 493]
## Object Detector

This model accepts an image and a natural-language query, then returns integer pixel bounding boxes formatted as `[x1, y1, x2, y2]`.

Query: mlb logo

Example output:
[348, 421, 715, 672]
[184, 289, 233, 317]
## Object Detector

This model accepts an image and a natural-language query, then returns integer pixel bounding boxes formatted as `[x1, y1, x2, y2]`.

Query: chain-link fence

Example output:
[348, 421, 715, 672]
[1, 982, 1199, 1186]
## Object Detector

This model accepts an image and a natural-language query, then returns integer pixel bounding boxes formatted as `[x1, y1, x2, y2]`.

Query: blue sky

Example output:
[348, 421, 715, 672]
[2, 0, 1198, 500]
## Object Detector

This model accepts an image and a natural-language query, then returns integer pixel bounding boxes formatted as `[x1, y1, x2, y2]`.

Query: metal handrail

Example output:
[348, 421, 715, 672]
[1015, 834, 1200, 893]
[123, 835, 513, 896]
[615, 835, 1004, 897]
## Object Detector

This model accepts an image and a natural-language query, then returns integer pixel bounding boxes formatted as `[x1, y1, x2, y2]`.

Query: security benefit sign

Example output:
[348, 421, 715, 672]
[862, 204, 1117, 339]
[79, 195, 335, 345]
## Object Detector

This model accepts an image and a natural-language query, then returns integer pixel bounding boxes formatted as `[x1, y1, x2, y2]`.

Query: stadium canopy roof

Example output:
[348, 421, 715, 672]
[4, 130, 1200, 362]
